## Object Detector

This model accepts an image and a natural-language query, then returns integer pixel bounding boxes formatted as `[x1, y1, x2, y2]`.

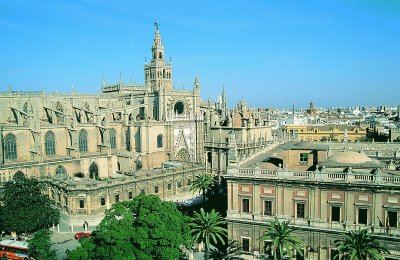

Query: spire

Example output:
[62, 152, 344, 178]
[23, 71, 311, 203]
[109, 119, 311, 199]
[152, 22, 163, 50]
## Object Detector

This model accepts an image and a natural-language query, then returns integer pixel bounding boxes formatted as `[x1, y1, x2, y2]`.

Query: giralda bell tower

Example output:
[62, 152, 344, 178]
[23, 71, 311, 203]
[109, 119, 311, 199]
[144, 22, 173, 92]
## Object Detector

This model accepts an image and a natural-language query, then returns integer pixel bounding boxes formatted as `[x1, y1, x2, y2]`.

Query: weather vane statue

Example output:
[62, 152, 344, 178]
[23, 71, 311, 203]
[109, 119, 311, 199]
[154, 21, 159, 30]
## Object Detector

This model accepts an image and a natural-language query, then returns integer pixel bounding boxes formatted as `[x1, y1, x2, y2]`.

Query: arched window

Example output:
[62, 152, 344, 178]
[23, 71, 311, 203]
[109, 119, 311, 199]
[157, 134, 163, 148]
[55, 165, 68, 179]
[13, 171, 25, 180]
[109, 128, 116, 149]
[79, 129, 88, 152]
[89, 162, 99, 180]
[45, 131, 56, 155]
[159, 52, 162, 59]
[126, 127, 131, 151]
[4, 134, 17, 160]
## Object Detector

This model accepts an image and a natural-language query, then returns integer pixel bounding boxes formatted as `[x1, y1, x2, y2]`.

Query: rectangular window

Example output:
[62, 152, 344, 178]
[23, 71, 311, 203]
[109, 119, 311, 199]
[242, 238, 250, 252]
[296, 250, 305, 260]
[177, 181, 182, 188]
[264, 201, 272, 216]
[299, 153, 308, 163]
[100, 197, 106, 206]
[242, 198, 250, 213]
[167, 183, 172, 190]
[331, 206, 341, 222]
[79, 199, 85, 209]
[141, 189, 146, 195]
[115, 194, 120, 202]
[187, 179, 191, 185]
[331, 249, 339, 260]
[296, 202, 305, 219]
[154, 186, 159, 193]
[388, 211, 398, 228]
[128, 191, 133, 199]
[358, 208, 368, 225]
[263, 241, 272, 256]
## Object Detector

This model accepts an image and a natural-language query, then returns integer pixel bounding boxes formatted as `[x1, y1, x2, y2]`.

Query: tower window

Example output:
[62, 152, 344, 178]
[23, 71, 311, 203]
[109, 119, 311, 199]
[159, 52, 162, 59]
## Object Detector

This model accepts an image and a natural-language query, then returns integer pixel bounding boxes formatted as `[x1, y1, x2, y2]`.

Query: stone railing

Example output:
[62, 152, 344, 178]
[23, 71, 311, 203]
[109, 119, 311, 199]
[42, 163, 204, 191]
[226, 212, 400, 237]
[234, 168, 400, 185]
[238, 141, 281, 166]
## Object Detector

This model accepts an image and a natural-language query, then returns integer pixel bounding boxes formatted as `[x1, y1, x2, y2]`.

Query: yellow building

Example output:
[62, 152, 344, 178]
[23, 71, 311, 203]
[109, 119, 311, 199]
[285, 124, 367, 142]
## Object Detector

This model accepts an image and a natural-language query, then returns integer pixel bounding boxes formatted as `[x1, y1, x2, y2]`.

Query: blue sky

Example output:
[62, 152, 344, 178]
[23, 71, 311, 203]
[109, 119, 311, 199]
[1, 0, 399, 108]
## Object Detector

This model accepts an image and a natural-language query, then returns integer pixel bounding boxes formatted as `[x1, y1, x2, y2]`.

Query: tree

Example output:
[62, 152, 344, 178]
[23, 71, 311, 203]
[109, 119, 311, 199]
[190, 208, 227, 260]
[209, 240, 241, 260]
[260, 217, 304, 260]
[190, 173, 214, 203]
[28, 229, 57, 260]
[0, 177, 60, 234]
[68, 195, 191, 260]
[334, 228, 389, 260]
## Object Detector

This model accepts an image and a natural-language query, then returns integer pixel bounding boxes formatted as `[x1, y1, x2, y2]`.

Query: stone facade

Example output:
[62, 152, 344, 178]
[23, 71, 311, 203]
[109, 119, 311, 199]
[204, 98, 273, 178]
[0, 26, 205, 224]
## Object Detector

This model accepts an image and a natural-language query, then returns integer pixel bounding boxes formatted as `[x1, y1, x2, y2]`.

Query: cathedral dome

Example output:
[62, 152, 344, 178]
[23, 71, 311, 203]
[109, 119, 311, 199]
[328, 151, 373, 164]
[320, 150, 383, 169]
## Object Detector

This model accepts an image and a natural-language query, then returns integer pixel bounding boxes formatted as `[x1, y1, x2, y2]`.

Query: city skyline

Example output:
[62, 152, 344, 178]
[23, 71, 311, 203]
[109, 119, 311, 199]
[1, 0, 400, 108]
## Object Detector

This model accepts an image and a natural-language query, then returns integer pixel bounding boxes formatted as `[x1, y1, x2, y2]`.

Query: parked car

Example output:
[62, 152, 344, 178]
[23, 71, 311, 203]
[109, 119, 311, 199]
[74, 232, 91, 239]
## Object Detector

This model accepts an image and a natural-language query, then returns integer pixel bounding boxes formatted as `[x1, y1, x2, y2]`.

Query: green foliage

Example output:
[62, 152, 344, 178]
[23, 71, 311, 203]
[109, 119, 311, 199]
[190, 208, 227, 260]
[260, 217, 304, 260]
[190, 173, 215, 202]
[209, 240, 241, 260]
[67, 237, 96, 260]
[68, 195, 191, 260]
[28, 229, 57, 260]
[334, 228, 389, 260]
[0, 177, 60, 234]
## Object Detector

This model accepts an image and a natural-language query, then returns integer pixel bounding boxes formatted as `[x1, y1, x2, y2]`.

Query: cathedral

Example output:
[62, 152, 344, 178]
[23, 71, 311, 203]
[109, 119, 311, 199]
[0, 25, 206, 224]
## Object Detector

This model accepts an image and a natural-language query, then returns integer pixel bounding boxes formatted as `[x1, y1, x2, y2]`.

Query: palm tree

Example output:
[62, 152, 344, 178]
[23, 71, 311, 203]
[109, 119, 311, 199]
[190, 173, 214, 202]
[209, 240, 241, 260]
[260, 217, 304, 260]
[334, 228, 389, 260]
[190, 208, 227, 260]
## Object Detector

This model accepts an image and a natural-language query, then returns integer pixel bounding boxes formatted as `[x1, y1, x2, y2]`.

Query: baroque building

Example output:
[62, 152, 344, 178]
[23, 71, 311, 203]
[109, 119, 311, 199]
[225, 141, 400, 259]
[0, 25, 205, 224]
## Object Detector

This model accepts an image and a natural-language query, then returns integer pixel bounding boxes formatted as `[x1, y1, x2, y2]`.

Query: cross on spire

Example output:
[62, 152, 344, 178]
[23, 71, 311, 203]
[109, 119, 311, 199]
[154, 21, 159, 30]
